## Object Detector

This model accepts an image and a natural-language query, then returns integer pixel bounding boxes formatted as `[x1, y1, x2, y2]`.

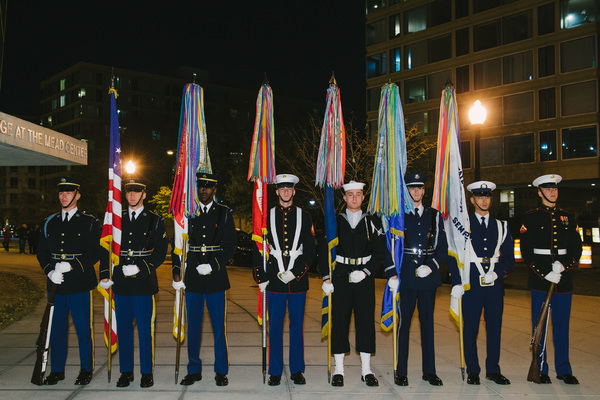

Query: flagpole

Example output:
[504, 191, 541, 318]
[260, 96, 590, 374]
[174, 239, 187, 384]
[459, 298, 465, 380]
[262, 234, 267, 385]
[391, 240, 397, 376]
[327, 238, 332, 384]
[107, 237, 113, 383]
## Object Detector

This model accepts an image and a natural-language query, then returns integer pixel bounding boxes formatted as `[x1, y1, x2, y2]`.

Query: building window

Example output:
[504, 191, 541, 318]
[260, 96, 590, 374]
[10, 166, 18, 173]
[481, 137, 504, 167]
[561, 81, 597, 116]
[366, 0, 385, 15]
[366, 19, 386, 46]
[78, 88, 86, 98]
[428, 0, 451, 27]
[405, 40, 427, 69]
[368, 121, 378, 138]
[10, 177, 18, 189]
[538, 3, 555, 35]
[60, 78, 66, 91]
[428, 34, 451, 64]
[473, 0, 501, 13]
[405, 111, 425, 134]
[456, 0, 468, 19]
[539, 88, 556, 120]
[503, 92, 534, 125]
[28, 178, 36, 189]
[404, 5, 427, 34]
[461, 141, 471, 169]
[474, 58, 501, 90]
[504, 133, 534, 164]
[503, 10, 533, 45]
[60, 95, 66, 107]
[560, 36, 596, 73]
[51, 99, 57, 110]
[367, 52, 387, 79]
[540, 130, 557, 161]
[456, 28, 469, 57]
[389, 13, 401, 39]
[404, 76, 426, 104]
[560, 0, 597, 29]
[28, 166, 36, 173]
[427, 108, 440, 137]
[456, 66, 469, 94]
[390, 48, 401, 73]
[562, 125, 598, 159]
[503, 51, 533, 85]
[474, 19, 500, 52]
[367, 87, 381, 112]
[427, 70, 451, 100]
[538, 45, 555, 77]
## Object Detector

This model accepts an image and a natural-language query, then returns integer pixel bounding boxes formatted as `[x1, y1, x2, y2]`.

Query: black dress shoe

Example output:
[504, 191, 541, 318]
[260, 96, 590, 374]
[557, 374, 579, 385]
[74, 369, 93, 385]
[290, 371, 306, 384]
[44, 372, 65, 385]
[116, 372, 134, 387]
[467, 373, 480, 385]
[268, 375, 281, 386]
[540, 374, 552, 384]
[331, 374, 344, 387]
[362, 373, 379, 386]
[486, 373, 510, 385]
[422, 373, 443, 386]
[140, 373, 154, 388]
[394, 374, 408, 386]
[215, 373, 229, 386]
[180, 372, 202, 385]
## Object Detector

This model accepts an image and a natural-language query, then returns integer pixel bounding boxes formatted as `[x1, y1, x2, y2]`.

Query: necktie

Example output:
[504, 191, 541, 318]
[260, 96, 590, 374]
[132, 211, 136, 221]
[203, 206, 208, 214]
[415, 208, 420, 218]
[481, 216, 486, 228]
[63, 213, 69, 222]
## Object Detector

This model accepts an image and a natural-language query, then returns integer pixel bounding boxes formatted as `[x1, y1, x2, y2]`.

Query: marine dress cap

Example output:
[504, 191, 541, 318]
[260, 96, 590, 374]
[405, 173, 427, 187]
[532, 174, 562, 188]
[342, 181, 365, 192]
[197, 172, 218, 188]
[57, 177, 80, 192]
[275, 174, 299, 188]
[467, 180, 496, 195]
[124, 178, 146, 192]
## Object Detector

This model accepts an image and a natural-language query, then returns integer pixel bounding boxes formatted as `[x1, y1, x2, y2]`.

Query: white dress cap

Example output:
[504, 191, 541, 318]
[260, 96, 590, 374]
[342, 180, 366, 191]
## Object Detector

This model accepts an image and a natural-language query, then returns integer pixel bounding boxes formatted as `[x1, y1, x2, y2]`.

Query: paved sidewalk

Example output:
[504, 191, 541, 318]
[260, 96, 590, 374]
[1, 250, 599, 399]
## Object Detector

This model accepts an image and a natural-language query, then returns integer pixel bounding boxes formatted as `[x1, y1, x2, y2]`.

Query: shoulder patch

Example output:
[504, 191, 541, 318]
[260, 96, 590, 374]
[520, 224, 527, 233]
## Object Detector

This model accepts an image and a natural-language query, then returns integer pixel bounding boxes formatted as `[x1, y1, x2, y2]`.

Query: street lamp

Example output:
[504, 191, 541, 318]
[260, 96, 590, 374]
[469, 100, 487, 181]
[125, 160, 136, 175]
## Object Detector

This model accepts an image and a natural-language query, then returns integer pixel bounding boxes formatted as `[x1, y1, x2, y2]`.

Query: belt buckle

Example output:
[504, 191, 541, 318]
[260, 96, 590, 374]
[200, 245, 206, 252]
[128, 249, 134, 256]
[480, 275, 494, 286]
[349, 258, 357, 265]
[60, 254, 66, 260]
[482, 257, 490, 264]
[283, 250, 289, 257]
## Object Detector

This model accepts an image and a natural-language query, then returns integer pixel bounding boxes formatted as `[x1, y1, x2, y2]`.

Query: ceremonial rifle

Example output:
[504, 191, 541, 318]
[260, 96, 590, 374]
[31, 284, 58, 385]
[527, 282, 555, 383]
[174, 238, 187, 384]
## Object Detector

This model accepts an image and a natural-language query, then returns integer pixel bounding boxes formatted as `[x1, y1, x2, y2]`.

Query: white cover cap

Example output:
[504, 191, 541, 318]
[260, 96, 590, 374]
[275, 174, 299, 186]
[532, 174, 562, 187]
[342, 180, 365, 191]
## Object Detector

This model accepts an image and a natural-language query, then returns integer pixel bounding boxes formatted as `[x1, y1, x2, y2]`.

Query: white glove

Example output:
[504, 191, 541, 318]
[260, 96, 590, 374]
[416, 265, 432, 278]
[322, 281, 334, 294]
[122, 264, 140, 276]
[99, 279, 114, 290]
[545, 271, 561, 284]
[349, 270, 367, 283]
[55, 261, 71, 273]
[48, 270, 64, 285]
[552, 260, 565, 273]
[278, 270, 295, 284]
[387, 277, 399, 292]
[196, 263, 212, 275]
[258, 281, 269, 291]
[451, 285, 464, 299]
[484, 271, 498, 284]
[172, 280, 186, 291]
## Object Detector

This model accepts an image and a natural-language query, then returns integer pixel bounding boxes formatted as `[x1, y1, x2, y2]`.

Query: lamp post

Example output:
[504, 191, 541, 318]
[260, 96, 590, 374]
[468, 100, 487, 181]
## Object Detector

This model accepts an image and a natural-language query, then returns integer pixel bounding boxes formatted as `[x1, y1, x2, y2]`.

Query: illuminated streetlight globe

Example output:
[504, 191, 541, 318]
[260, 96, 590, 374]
[469, 100, 487, 125]
[126, 160, 136, 174]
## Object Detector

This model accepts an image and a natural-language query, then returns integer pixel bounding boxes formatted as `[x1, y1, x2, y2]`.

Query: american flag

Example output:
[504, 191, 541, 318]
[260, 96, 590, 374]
[98, 87, 121, 353]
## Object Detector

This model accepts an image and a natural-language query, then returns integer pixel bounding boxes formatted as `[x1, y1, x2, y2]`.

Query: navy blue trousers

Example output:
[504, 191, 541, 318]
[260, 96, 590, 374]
[531, 290, 573, 376]
[185, 291, 228, 375]
[267, 292, 306, 376]
[50, 291, 93, 373]
[115, 294, 155, 374]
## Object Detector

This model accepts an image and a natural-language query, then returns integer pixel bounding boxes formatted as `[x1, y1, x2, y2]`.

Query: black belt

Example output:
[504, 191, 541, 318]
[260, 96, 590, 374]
[51, 253, 82, 260]
[120, 249, 153, 257]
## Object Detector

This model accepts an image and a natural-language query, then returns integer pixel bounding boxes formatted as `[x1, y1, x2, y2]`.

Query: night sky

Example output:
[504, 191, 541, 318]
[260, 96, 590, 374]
[0, 0, 366, 125]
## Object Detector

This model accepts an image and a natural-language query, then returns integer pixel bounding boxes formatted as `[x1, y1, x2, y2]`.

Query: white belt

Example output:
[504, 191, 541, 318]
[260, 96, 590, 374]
[533, 248, 567, 255]
[473, 256, 499, 264]
[336, 255, 371, 266]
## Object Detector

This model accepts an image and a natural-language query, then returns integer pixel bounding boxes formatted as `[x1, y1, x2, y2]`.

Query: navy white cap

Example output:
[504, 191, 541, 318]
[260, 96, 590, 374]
[405, 173, 427, 187]
[57, 177, 80, 192]
[467, 180, 496, 195]
[533, 174, 562, 188]
[275, 174, 299, 188]
[342, 180, 365, 191]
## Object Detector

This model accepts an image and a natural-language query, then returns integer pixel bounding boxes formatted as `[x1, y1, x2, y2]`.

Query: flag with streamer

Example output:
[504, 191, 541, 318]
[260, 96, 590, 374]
[169, 83, 212, 341]
[431, 85, 471, 325]
[98, 87, 120, 353]
[368, 83, 413, 332]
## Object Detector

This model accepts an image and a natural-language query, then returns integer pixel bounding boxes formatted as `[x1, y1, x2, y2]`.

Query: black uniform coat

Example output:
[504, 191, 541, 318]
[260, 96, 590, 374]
[520, 205, 582, 293]
[37, 211, 101, 295]
[172, 203, 237, 294]
[253, 205, 316, 293]
[100, 209, 168, 296]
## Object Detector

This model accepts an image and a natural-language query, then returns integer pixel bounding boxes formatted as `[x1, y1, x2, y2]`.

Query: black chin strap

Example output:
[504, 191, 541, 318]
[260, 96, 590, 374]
[473, 200, 490, 213]
[62, 190, 78, 209]
[538, 189, 557, 205]
[132, 192, 144, 208]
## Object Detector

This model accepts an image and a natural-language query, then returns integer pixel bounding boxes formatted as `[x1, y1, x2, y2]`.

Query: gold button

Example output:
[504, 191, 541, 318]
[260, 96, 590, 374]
[483, 238, 487, 241]
[61, 233, 64, 236]
[484, 247, 488, 251]
[203, 235, 206, 238]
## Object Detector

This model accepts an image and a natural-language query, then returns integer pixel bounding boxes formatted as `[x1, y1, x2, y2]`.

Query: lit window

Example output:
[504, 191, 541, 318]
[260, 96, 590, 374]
[540, 130, 557, 161]
[60, 95, 66, 107]
[60, 79, 66, 91]
[367, 52, 387, 79]
[561, 0, 597, 29]
[562, 126, 598, 159]
[78, 88, 86, 98]
[390, 48, 401, 73]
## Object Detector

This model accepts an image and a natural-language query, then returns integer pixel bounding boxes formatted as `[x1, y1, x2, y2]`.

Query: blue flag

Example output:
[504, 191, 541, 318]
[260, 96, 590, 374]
[321, 185, 338, 338]
[380, 213, 405, 331]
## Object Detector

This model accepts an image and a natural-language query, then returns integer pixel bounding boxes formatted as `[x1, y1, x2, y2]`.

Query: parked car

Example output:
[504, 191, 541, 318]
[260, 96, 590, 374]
[228, 229, 254, 267]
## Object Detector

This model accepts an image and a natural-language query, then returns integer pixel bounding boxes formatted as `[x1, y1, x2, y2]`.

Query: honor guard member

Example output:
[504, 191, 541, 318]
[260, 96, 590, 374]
[388, 173, 447, 387]
[448, 181, 514, 385]
[173, 172, 237, 387]
[37, 177, 101, 385]
[99, 178, 168, 388]
[520, 174, 582, 385]
[321, 181, 386, 387]
[252, 174, 316, 386]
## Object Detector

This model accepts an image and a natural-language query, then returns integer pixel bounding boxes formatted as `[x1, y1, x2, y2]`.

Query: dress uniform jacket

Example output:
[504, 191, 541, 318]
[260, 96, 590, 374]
[173, 203, 237, 293]
[520, 206, 582, 293]
[99, 209, 168, 295]
[38, 211, 101, 294]
[253, 205, 316, 292]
